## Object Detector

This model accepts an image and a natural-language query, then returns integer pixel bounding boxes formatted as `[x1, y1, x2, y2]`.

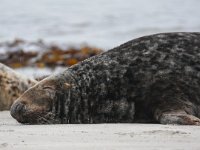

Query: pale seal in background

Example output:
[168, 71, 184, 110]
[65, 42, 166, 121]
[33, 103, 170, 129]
[0, 63, 37, 110]
[11, 32, 200, 125]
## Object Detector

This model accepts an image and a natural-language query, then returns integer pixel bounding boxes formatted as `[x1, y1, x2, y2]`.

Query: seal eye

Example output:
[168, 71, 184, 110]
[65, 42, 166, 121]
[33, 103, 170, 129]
[43, 86, 54, 90]
[43, 86, 55, 98]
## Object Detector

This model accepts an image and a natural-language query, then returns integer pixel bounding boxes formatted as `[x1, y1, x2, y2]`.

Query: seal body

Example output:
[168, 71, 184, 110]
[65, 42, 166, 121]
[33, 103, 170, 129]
[10, 32, 200, 125]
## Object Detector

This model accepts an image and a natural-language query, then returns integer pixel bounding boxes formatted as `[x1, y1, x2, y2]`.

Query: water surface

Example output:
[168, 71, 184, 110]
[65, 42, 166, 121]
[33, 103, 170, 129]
[0, 0, 200, 49]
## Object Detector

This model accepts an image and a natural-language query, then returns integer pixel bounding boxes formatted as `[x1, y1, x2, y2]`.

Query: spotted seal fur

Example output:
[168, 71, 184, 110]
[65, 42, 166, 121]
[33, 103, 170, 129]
[10, 32, 200, 125]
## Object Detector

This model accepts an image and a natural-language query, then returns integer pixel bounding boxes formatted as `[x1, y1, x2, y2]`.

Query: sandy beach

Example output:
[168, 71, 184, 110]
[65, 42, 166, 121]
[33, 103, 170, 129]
[0, 111, 200, 150]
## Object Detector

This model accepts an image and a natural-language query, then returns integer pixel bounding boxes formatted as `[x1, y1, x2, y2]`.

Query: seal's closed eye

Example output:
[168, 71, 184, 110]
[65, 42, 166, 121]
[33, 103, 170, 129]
[42, 86, 56, 99]
[43, 86, 55, 90]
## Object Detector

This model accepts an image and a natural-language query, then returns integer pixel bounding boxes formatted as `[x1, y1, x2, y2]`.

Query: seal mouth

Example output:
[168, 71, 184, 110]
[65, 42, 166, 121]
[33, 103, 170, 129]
[10, 101, 27, 123]
[10, 99, 62, 124]
[10, 101, 56, 124]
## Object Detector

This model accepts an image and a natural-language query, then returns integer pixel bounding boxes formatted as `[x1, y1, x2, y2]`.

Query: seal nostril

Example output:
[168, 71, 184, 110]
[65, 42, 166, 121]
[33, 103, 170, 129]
[16, 102, 24, 112]
[10, 101, 25, 121]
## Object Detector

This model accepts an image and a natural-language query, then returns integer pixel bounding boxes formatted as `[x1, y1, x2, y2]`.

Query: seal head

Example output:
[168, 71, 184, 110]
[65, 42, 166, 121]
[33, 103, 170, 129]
[10, 75, 71, 124]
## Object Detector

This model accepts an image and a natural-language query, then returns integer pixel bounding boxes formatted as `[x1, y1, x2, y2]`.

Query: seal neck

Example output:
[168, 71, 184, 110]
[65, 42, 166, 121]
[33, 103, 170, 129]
[55, 69, 83, 123]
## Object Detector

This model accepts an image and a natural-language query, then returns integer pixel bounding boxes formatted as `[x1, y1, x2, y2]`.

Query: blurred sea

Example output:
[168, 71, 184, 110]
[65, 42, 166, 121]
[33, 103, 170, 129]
[0, 0, 200, 49]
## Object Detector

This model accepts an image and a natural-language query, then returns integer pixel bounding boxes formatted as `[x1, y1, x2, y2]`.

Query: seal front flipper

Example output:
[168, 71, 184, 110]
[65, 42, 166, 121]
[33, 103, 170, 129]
[154, 109, 200, 125]
[150, 87, 200, 125]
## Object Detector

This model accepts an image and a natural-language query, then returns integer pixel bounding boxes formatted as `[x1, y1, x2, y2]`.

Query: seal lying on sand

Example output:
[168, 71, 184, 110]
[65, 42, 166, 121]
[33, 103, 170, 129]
[0, 63, 37, 110]
[10, 32, 200, 125]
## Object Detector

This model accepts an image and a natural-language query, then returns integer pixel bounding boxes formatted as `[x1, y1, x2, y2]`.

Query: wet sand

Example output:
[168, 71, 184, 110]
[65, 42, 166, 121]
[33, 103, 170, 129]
[0, 111, 200, 150]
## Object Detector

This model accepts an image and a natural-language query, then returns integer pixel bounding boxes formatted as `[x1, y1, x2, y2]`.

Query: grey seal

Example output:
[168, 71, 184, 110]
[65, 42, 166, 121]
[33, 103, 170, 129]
[10, 32, 200, 125]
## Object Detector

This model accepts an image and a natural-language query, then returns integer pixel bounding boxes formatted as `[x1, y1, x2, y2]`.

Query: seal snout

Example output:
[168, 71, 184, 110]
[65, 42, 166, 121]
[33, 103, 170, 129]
[10, 101, 26, 123]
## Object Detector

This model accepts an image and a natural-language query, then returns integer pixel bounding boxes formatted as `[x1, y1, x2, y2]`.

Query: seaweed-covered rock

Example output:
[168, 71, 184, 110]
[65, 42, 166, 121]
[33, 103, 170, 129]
[0, 39, 102, 68]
